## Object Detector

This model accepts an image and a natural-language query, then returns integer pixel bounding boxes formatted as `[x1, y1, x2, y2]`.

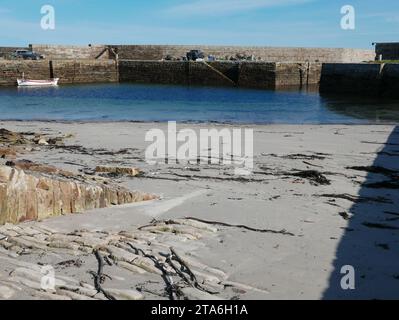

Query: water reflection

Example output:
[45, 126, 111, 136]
[321, 93, 399, 123]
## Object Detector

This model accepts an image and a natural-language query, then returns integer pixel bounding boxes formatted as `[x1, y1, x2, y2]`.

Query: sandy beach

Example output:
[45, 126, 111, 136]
[0, 121, 398, 300]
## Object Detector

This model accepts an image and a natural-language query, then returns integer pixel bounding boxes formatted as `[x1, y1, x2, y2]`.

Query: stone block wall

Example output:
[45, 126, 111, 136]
[319, 63, 399, 97]
[237, 62, 276, 89]
[0, 60, 50, 86]
[4, 56, 397, 95]
[1, 44, 375, 64]
[115, 45, 165, 61]
[275, 62, 323, 88]
[118, 60, 187, 85]
[0, 44, 376, 90]
[0, 60, 118, 86]
[119, 60, 321, 89]
[188, 62, 239, 86]
[30, 44, 108, 60]
[119, 60, 240, 87]
[112, 45, 374, 63]
[52, 60, 118, 84]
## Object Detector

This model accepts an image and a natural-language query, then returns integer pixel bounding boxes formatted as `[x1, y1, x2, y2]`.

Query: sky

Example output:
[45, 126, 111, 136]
[0, 0, 398, 48]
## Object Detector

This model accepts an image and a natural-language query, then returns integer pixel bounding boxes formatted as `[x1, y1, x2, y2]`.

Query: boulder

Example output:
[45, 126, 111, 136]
[37, 138, 49, 145]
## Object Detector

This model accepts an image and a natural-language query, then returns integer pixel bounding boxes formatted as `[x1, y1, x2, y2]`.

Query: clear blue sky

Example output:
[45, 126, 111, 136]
[0, 0, 398, 48]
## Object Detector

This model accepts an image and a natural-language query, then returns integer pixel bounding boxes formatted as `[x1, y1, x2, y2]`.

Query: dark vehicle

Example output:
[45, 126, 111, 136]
[12, 50, 45, 60]
[186, 49, 205, 61]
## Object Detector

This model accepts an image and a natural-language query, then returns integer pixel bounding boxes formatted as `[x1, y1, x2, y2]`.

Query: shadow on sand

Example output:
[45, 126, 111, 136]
[323, 125, 399, 299]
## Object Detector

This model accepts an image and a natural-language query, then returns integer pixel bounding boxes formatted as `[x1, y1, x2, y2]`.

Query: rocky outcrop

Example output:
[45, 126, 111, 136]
[0, 165, 157, 224]
[0, 218, 262, 300]
[0, 128, 156, 224]
[5, 159, 74, 177]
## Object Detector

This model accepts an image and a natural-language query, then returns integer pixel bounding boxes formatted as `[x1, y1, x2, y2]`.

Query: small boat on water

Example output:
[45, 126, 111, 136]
[17, 73, 59, 87]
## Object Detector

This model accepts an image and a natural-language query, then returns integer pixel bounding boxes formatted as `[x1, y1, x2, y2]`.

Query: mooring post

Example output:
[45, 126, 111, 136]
[49, 60, 54, 79]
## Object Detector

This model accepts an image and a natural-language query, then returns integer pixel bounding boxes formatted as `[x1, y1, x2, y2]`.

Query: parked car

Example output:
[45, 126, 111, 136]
[186, 49, 205, 61]
[12, 50, 45, 60]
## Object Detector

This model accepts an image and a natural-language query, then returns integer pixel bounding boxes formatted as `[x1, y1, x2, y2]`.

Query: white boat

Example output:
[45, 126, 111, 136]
[17, 73, 59, 87]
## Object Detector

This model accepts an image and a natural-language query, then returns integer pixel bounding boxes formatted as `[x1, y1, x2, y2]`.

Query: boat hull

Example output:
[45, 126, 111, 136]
[17, 78, 59, 87]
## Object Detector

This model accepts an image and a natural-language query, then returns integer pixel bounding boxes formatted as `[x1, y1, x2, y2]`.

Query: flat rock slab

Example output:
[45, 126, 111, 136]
[0, 218, 263, 300]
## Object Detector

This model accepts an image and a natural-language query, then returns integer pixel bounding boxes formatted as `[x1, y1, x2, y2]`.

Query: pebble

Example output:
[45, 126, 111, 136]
[37, 138, 49, 145]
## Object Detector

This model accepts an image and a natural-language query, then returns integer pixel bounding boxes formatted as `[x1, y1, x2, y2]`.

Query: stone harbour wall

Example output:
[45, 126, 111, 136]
[0, 59, 118, 86]
[52, 60, 118, 84]
[2, 54, 397, 95]
[119, 60, 187, 85]
[237, 62, 276, 89]
[0, 60, 50, 86]
[30, 44, 109, 60]
[275, 62, 323, 88]
[3, 44, 372, 63]
[320, 63, 399, 97]
[119, 60, 322, 89]
[0, 59, 322, 89]
[118, 60, 240, 87]
[112, 45, 375, 63]
[0, 43, 379, 90]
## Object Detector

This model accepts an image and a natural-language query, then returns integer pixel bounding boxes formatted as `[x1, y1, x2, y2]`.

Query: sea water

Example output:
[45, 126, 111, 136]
[0, 83, 398, 124]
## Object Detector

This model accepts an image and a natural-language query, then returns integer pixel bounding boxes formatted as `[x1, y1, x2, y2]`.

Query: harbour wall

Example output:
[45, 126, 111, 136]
[0, 60, 118, 86]
[118, 60, 323, 89]
[320, 63, 399, 97]
[1, 58, 398, 98]
[0, 45, 108, 60]
[0, 44, 382, 92]
[111, 45, 374, 63]
[118, 60, 240, 87]
[30, 44, 109, 60]
[19, 44, 375, 63]
[0, 59, 322, 89]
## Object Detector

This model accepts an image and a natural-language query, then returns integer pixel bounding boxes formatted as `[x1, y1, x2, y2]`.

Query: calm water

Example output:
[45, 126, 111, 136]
[0, 83, 398, 124]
